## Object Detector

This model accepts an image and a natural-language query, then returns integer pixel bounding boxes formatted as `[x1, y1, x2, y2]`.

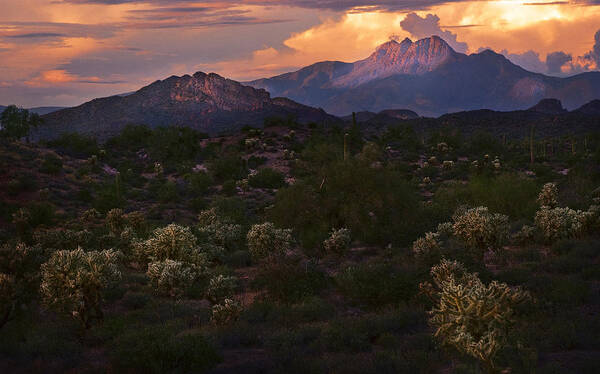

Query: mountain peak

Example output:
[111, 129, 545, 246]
[528, 98, 567, 115]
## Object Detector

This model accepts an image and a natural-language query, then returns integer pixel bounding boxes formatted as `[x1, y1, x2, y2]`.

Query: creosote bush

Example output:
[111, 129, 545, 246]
[40, 248, 122, 329]
[323, 228, 351, 254]
[246, 222, 293, 261]
[420, 259, 530, 374]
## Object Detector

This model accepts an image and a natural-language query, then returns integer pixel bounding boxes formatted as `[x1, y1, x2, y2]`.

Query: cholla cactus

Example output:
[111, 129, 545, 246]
[236, 178, 249, 192]
[412, 232, 441, 257]
[246, 222, 293, 261]
[323, 228, 351, 254]
[123, 211, 147, 235]
[537, 183, 559, 208]
[452, 207, 509, 257]
[197, 208, 243, 252]
[154, 162, 163, 175]
[244, 137, 260, 150]
[106, 208, 125, 236]
[81, 208, 101, 222]
[134, 224, 205, 265]
[513, 225, 536, 244]
[422, 177, 431, 185]
[436, 222, 454, 237]
[206, 275, 238, 304]
[211, 298, 242, 325]
[420, 259, 530, 374]
[428, 156, 438, 165]
[442, 160, 454, 169]
[492, 157, 501, 169]
[40, 248, 121, 329]
[147, 259, 198, 299]
[437, 142, 449, 152]
[534, 206, 592, 242]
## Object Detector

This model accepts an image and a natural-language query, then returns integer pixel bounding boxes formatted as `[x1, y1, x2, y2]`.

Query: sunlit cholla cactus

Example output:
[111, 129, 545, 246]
[33, 228, 92, 251]
[40, 248, 121, 329]
[123, 211, 147, 235]
[323, 228, 351, 254]
[420, 259, 530, 374]
[442, 160, 454, 169]
[197, 209, 243, 252]
[206, 274, 238, 304]
[282, 149, 297, 160]
[211, 298, 243, 326]
[236, 178, 249, 192]
[537, 182, 559, 208]
[534, 206, 592, 242]
[452, 207, 509, 254]
[246, 222, 293, 261]
[428, 156, 438, 165]
[147, 259, 198, 299]
[244, 137, 260, 150]
[134, 224, 206, 266]
[422, 177, 432, 185]
[412, 232, 442, 257]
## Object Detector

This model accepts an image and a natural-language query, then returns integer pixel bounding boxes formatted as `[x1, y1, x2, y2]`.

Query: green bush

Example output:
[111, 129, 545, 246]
[336, 261, 418, 308]
[252, 258, 329, 303]
[111, 325, 221, 373]
[39, 153, 63, 174]
[248, 168, 286, 189]
[46, 133, 99, 157]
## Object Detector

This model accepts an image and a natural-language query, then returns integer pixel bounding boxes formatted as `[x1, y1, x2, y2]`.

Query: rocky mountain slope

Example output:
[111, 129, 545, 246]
[35, 72, 338, 140]
[248, 36, 600, 117]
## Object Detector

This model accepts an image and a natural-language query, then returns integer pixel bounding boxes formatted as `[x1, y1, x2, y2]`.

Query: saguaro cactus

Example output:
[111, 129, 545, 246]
[344, 133, 350, 161]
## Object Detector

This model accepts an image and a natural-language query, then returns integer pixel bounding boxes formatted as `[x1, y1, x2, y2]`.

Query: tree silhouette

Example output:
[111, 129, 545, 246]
[0, 105, 43, 141]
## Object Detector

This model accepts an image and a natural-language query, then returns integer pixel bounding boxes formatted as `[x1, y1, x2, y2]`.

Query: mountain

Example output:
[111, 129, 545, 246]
[574, 100, 600, 116]
[248, 36, 600, 117]
[36, 72, 338, 140]
[0, 105, 66, 115]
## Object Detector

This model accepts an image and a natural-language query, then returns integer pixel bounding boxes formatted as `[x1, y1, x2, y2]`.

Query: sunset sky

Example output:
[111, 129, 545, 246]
[1, 0, 599, 107]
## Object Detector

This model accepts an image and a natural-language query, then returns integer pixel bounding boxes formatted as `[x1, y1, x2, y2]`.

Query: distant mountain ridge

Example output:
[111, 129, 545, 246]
[248, 36, 600, 116]
[0, 105, 65, 115]
[36, 72, 338, 140]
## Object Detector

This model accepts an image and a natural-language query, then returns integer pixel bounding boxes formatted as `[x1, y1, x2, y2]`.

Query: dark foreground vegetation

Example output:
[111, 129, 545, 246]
[1, 111, 599, 373]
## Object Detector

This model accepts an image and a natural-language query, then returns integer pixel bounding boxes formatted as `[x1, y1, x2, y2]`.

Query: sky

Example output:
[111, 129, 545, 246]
[0, 0, 599, 107]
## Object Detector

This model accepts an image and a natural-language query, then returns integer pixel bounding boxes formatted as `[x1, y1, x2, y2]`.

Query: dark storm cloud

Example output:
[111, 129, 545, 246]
[7, 32, 67, 38]
[546, 51, 572, 73]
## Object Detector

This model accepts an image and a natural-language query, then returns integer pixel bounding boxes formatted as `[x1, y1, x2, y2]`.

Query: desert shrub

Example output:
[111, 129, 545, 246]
[246, 222, 293, 261]
[206, 274, 238, 304]
[452, 207, 509, 259]
[271, 160, 425, 248]
[46, 132, 99, 157]
[323, 228, 351, 254]
[252, 258, 329, 303]
[248, 168, 286, 189]
[147, 259, 199, 299]
[39, 153, 63, 174]
[211, 298, 243, 325]
[186, 171, 213, 195]
[111, 325, 221, 373]
[134, 224, 205, 265]
[420, 259, 530, 374]
[534, 206, 593, 242]
[336, 261, 418, 308]
[26, 201, 56, 227]
[209, 154, 247, 182]
[221, 179, 237, 196]
[158, 180, 178, 203]
[538, 182, 559, 208]
[40, 248, 122, 329]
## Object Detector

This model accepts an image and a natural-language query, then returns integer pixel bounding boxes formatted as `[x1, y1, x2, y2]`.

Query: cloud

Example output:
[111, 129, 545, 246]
[7, 32, 67, 38]
[25, 69, 125, 87]
[546, 51, 572, 73]
[400, 13, 468, 53]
